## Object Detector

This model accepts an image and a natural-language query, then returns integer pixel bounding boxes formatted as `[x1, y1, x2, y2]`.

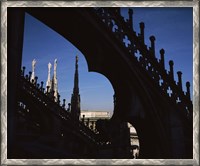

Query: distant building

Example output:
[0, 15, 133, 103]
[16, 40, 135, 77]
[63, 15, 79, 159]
[128, 123, 139, 146]
[80, 111, 110, 131]
[81, 110, 139, 158]
[128, 123, 140, 158]
[81, 110, 111, 119]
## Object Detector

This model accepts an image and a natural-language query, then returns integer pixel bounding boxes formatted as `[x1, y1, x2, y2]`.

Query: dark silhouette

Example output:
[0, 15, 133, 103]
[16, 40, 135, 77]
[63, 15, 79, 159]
[7, 7, 192, 159]
[70, 56, 81, 120]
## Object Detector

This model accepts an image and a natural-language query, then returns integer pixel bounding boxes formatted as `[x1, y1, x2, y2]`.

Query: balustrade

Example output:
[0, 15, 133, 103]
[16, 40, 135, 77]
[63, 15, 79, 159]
[18, 8, 192, 148]
[93, 7, 192, 119]
[19, 68, 102, 145]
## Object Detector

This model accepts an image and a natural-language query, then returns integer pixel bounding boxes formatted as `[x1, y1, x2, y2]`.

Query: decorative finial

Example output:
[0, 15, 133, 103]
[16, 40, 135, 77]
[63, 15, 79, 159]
[139, 22, 145, 43]
[22, 66, 26, 76]
[68, 103, 71, 112]
[40, 81, 44, 91]
[177, 71, 183, 90]
[140, 22, 145, 29]
[128, 8, 133, 15]
[160, 48, 165, 55]
[160, 49, 165, 69]
[149, 36, 156, 57]
[169, 60, 174, 80]
[48, 62, 52, 70]
[35, 76, 38, 86]
[62, 99, 66, 108]
[28, 71, 32, 81]
[186, 81, 191, 100]
[149, 36, 156, 42]
[128, 8, 133, 30]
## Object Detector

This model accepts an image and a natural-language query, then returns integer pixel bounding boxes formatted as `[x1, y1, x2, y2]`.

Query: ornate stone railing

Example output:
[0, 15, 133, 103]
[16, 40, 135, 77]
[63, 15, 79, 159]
[93, 7, 192, 120]
[19, 67, 100, 145]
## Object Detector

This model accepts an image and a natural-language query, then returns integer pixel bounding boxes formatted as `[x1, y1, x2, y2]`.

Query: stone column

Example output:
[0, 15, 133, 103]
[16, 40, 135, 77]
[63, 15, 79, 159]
[7, 8, 25, 158]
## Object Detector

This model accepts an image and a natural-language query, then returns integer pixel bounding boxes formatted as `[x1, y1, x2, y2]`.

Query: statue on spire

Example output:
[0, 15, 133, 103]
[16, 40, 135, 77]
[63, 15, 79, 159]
[52, 59, 59, 102]
[45, 59, 59, 102]
[70, 55, 81, 120]
[46, 62, 52, 92]
[54, 59, 57, 77]
[30, 59, 36, 82]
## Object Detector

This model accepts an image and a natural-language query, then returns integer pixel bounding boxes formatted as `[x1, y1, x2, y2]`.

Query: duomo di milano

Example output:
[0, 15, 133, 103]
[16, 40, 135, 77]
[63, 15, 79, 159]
[7, 7, 193, 160]
[30, 59, 59, 103]
[29, 56, 139, 158]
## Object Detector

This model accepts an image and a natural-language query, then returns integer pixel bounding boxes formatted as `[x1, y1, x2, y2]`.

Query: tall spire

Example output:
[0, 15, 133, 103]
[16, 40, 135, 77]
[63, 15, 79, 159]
[70, 55, 81, 120]
[52, 59, 58, 102]
[45, 60, 59, 102]
[30, 59, 36, 82]
[46, 62, 52, 92]
[74, 56, 79, 94]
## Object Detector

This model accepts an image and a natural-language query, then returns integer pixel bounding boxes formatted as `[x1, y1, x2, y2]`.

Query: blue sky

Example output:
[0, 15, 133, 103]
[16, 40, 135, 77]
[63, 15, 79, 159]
[22, 7, 193, 114]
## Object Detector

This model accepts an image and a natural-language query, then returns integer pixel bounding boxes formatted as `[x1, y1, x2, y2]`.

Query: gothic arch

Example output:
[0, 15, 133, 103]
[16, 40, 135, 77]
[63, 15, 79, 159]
[23, 8, 173, 158]
[8, 8, 192, 159]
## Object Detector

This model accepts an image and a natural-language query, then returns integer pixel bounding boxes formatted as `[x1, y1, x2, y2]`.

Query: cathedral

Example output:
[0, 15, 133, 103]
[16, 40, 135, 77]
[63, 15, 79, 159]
[7, 7, 193, 160]
[17, 55, 136, 159]
[30, 56, 81, 119]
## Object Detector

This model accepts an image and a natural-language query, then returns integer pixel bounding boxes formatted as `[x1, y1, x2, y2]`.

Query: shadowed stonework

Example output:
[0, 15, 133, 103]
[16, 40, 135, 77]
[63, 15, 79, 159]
[7, 7, 193, 159]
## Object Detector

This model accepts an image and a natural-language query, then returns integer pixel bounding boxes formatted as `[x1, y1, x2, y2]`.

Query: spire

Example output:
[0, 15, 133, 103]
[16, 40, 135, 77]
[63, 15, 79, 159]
[30, 59, 36, 82]
[73, 56, 79, 94]
[51, 59, 59, 102]
[46, 62, 52, 92]
[70, 55, 81, 120]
